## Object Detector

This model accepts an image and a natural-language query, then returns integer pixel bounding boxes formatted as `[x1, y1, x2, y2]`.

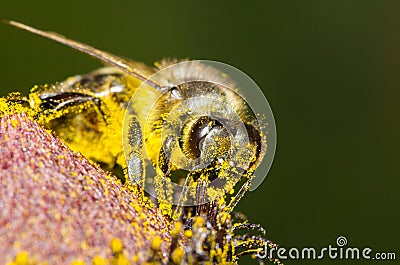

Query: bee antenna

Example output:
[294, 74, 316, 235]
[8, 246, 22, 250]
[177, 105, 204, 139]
[4, 20, 163, 90]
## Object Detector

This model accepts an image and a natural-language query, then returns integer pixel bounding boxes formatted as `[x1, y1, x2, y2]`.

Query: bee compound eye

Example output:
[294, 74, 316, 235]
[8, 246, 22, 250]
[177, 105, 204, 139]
[179, 116, 230, 160]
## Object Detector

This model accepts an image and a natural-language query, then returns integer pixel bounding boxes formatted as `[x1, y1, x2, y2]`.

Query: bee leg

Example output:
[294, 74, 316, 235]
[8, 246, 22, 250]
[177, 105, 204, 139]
[173, 167, 215, 219]
[226, 177, 252, 213]
[125, 116, 145, 187]
[233, 222, 266, 236]
[195, 177, 210, 213]
[172, 172, 192, 220]
[234, 235, 281, 264]
[154, 135, 176, 216]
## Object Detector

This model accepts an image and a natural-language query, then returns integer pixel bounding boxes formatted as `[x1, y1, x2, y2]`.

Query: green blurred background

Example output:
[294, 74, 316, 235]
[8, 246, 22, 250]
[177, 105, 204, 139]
[0, 1, 398, 264]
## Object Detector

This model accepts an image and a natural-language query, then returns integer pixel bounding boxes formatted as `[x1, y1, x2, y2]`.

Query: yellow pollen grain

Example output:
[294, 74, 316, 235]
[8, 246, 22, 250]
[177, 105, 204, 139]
[171, 248, 184, 264]
[92, 255, 107, 265]
[151, 236, 163, 250]
[14, 251, 29, 265]
[110, 238, 124, 253]
[184, 230, 192, 238]
[171, 222, 182, 237]
[70, 259, 85, 265]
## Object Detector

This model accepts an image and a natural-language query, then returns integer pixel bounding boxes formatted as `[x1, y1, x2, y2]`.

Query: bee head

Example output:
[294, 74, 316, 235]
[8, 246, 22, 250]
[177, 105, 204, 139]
[124, 60, 275, 208]
[142, 80, 265, 204]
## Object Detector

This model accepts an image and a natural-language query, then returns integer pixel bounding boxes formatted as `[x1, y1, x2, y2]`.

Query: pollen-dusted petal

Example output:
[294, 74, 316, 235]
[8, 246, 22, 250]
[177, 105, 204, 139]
[0, 113, 170, 264]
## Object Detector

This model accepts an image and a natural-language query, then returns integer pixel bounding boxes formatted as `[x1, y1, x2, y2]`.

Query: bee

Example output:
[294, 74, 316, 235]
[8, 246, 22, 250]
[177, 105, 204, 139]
[4, 21, 280, 264]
